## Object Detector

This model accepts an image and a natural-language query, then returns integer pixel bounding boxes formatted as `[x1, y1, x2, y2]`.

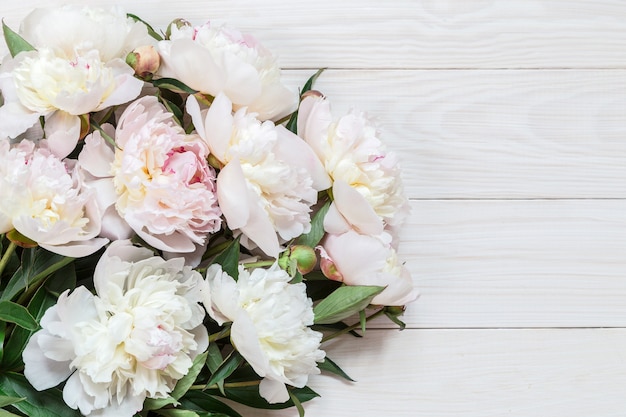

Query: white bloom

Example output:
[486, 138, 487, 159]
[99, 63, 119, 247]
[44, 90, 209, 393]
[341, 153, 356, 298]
[203, 263, 325, 403]
[297, 95, 410, 232]
[0, 139, 107, 257]
[23, 240, 209, 417]
[187, 93, 330, 257]
[159, 22, 296, 120]
[0, 5, 152, 157]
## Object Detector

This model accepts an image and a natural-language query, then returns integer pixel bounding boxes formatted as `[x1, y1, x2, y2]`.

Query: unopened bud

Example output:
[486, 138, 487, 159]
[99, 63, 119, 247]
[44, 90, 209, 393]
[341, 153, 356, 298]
[301, 90, 324, 100]
[279, 245, 317, 275]
[126, 45, 160, 80]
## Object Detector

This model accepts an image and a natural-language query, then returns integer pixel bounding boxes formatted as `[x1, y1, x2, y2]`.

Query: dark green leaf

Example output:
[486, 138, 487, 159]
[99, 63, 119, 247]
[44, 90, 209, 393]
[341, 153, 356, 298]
[212, 238, 240, 281]
[209, 385, 319, 410]
[152, 78, 198, 94]
[0, 395, 25, 408]
[313, 285, 385, 324]
[206, 343, 224, 394]
[171, 351, 207, 400]
[296, 201, 330, 248]
[1, 248, 74, 302]
[285, 68, 326, 134]
[143, 396, 179, 411]
[317, 356, 355, 382]
[155, 410, 199, 417]
[0, 372, 82, 417]
[1, 285, 56, 370]
[0, 409, 22, 417]
[205, 351, 243, 390]
[289, 390, 305, 417]
[0, 301, 38, 331]
[159, 93, 185, 127]
[1, 21, 35, 58]
[179, 390, 242, 417]
[127, 13, 163, 41]
[44, 262, 76, 297]
[0, 321, 5, 364]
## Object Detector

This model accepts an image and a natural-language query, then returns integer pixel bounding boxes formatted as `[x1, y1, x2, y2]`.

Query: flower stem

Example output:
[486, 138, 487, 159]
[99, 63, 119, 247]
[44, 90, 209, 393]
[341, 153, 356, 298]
[241, 260, 275, 269]
[321, 308, 386, 343]
[208, 325, 231, 343]
[0, 241, 17, 280]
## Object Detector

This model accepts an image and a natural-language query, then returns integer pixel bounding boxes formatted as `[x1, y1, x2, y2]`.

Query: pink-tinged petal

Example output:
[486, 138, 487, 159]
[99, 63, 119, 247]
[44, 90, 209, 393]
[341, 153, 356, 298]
[79, 132, 115, 178]
[44, 111, 81, 158]
[371, 268, 419, 307]
[190, 325, 209, 358]
[322, 202, 351, 235]
[0, 101, 42, 139]
[324, 231, 386, 279]
[259, 378, 290, 404]
[162, 241, 207, 268]
[185, 95, 207, 141]
[296, 95, 332, 158]
[240, 198, 281, 258]
[40, 238, 109, 258]
[130, 222, 196, 253]
[95, 60, 144, 109]
[275, 126, 331, 191]
[221, 53, 262, 106]
[248, 82, 297, 122]
[100, 205, 133, 240]
[23, 332, 74, 390]
[217, 160, 250, 230]
[201, 93, 234, 162]
[331, 180, 383, 236]
[167, 39, 225, 94]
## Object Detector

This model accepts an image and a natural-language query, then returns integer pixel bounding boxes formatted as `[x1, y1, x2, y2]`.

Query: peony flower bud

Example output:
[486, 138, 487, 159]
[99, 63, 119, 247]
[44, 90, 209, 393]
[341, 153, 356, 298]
[317, 245, 343, 281]
[279, 245, 317, 275]
[126, 45, 160, 80]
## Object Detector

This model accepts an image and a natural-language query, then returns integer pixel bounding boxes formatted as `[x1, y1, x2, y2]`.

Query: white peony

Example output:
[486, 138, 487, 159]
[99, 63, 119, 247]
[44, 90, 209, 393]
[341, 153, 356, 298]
[0, 139, 107, 257]
[297, 95, 410, 233]
[203, 263, 325, 403]
[22, 240, 209, 417]
[0, 5, 153, 157]
[187, 93, 330, 257]
[159, 22, 296, 120]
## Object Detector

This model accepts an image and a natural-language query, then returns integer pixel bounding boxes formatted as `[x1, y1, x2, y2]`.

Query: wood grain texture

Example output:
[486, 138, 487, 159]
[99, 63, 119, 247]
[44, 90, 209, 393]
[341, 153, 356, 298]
[282, 69, 626, 199]
[4, 1, 626, 69]
[396, 199, 626, 329]
[231, 328, 626, 417]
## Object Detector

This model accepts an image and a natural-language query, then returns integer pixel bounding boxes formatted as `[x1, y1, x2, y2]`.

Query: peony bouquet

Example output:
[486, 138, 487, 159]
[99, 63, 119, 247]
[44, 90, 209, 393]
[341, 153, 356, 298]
[0, 5, 418, 417]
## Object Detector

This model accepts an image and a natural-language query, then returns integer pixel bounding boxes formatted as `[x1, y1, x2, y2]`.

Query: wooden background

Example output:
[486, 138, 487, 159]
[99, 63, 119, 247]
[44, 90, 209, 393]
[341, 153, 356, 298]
[5, 1, 626, 416]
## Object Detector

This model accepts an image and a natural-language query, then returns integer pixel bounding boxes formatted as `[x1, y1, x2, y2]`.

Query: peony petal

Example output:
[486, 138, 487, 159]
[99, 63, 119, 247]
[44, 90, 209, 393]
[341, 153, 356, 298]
[199, 92, 234, 162]
[167, 39, 225, 94]
[259, 377, 290, 404]
[322, 202, 351, 235]
[230, 310, 271, 377]
[330, 180, 384, 236]
[23, 332, 74, 390]
[274, 126, 331, 191]
[79, 131, 116, 178]
[95, 60, 144, 109]
[217, 160, 250, 230]
[240, 195, 281, 258]
[44, 111, 81, 158]
[296, 95, 332, 158]
[0, 101, 42, 139]
[221, 53, 262, 106]
[203, 264, 242, 325]
[248, 82, 297, 122]
[40, 237, 109, 258]
[371, 268, 419, 307]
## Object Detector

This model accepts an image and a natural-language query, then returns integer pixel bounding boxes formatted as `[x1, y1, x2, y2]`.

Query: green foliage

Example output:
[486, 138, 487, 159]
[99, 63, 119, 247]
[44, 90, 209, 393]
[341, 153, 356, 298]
[317, 356, 355, 382]
[179, 391, 242, 417]
[285, 68, 326, 134]
[212, 238, 240, 281]
[205, 351, 244, 391]
[127, 13, 163, 41]
[296, 201, 330, 248]
[0, 373, 81, 417]
[1, 21, 35, 58]
[313, 285, 385, 324]
[0, 301, 37, 331]
[152, 78, 198, 94]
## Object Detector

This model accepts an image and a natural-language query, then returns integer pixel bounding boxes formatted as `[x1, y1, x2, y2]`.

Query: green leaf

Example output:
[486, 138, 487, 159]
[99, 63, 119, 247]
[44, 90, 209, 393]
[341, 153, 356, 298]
[205, 351, 243, 390]
[212, 238, 240, 281]
[317, 356, 355, 382]
[179, 390, 242, 417]
[156, 410, 200, 417]
[313, 285, 385, 324]
[289, 390, 305, 417]
[159, 93, 185, 127]
[152, 78, 198, 94]
[0, 321, 5, 364]
[0, 409, 22, 417]
[285, 68, 326, 134]
[143, 396, 179, 411]
[1, 248, 74, 302]
[0, 301, 38, 331]
[171, 351, 207, 400]
[1, 20, 35, 58]
[0, 395, 25, 408]
[0, 372, 82, 417]
[209, 385, 319, 410]
[296, 201, 330, 248]
[127, 13, 163, 41]
[1, 285, 56, 370]
[44, 262, 76, 297]
[359, 309, 367, 332]
[206, 343, 224, 394]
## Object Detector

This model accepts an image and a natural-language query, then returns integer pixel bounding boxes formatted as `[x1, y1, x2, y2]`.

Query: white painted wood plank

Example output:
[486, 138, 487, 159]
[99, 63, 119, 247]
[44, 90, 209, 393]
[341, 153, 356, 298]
[230, 328, 626, 417]
[4, 0, 626, 69]
[394, 199, 626, 329]
[282, 69, 626, 199]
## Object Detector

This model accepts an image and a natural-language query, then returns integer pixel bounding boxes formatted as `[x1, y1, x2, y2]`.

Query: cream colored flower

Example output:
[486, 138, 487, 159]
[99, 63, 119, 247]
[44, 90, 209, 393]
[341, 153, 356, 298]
[23, 240, 209, 417]
[187, 93, 330, 257]
[203, 263, 325, 403]
[159, 22, 296, 120]
[0, 139, 107, 257]
[0, 5, 152, 157]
